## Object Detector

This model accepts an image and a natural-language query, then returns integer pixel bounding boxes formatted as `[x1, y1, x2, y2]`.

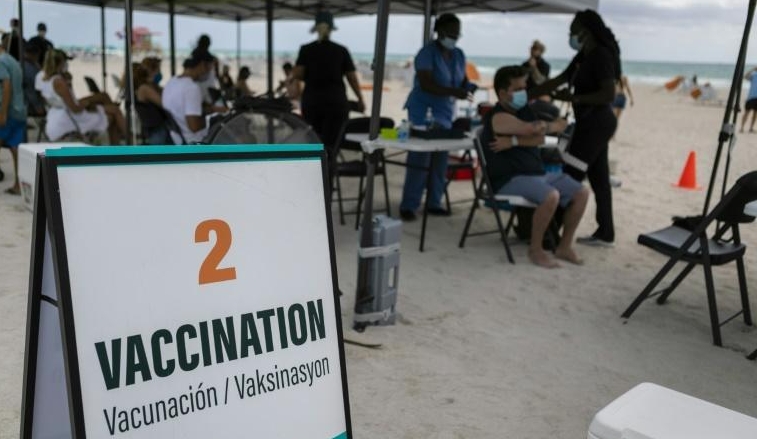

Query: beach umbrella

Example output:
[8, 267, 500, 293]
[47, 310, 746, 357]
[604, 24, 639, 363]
[702, 0, 756, 214]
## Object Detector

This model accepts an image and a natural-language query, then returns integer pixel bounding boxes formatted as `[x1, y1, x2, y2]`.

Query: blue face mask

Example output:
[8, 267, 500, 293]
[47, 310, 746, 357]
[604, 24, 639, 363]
[439, 37, 456, 50]
[569, 34, 583, 51]
[511, 90, 528, 109]
[153, 72, 163, 85]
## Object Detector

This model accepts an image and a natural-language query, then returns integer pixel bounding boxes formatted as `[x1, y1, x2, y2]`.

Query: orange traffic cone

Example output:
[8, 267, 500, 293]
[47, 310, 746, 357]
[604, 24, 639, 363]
[673, 151, 701, 190]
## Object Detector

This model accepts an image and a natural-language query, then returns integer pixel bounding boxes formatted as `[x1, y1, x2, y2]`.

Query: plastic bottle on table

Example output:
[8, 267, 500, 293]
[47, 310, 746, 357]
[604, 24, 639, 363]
[425, 108, 435, 129]
[397, 119, 410, 143]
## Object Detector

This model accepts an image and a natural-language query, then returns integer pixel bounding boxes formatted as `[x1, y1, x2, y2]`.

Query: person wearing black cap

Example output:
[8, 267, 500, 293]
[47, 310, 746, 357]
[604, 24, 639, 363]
[293, 11, 365, 173]
[530, 10, 621, 247]
[28, 22, 55, 66]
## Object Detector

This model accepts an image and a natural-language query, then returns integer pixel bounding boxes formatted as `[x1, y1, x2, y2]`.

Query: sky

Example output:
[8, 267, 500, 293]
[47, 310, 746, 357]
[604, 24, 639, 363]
[2, 0, 756, 64]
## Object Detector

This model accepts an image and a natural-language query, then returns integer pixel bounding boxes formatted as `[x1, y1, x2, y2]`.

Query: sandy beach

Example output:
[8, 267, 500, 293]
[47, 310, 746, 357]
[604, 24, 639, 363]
[2, 57, 757, 437]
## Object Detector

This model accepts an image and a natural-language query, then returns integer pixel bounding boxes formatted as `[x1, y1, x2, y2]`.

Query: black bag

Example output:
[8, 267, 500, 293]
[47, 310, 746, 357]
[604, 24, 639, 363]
[513, 206, 563, 250]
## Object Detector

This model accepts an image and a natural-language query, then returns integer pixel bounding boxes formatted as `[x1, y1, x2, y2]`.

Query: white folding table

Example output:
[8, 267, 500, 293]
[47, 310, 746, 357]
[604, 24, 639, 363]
[347, 133, 475, 252]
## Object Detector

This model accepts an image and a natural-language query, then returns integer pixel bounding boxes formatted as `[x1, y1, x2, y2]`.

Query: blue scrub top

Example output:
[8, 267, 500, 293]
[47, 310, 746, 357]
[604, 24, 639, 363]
[404, 41, 468, 129]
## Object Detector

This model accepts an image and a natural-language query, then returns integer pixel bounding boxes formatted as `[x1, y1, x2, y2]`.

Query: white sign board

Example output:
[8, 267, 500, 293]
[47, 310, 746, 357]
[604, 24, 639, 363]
[22, 145, 351, 439]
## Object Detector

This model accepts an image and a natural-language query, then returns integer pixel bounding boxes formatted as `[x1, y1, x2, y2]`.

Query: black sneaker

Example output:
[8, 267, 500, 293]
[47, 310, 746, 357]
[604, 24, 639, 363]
[399, 210, 417, 221]
[427, 206, 452, 216]
[0, 168, 4, 182]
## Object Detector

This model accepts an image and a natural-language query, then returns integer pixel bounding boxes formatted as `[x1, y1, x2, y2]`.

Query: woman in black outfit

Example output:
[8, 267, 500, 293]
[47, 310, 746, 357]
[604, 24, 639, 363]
[531, 10, 620, 246]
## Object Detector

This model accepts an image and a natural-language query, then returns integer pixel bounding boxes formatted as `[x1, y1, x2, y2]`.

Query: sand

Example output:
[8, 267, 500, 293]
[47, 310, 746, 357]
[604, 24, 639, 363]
[2, 57, 757, 437]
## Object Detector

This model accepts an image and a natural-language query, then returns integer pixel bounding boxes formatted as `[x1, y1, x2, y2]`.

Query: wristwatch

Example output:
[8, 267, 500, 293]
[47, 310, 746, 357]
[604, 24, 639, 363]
[511, 135, 519, 147]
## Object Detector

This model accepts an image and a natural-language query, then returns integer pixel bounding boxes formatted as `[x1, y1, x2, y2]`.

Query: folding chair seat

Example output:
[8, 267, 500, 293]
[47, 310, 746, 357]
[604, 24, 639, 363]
[622, 170, 757, 347]
[331, 117, 394, 229]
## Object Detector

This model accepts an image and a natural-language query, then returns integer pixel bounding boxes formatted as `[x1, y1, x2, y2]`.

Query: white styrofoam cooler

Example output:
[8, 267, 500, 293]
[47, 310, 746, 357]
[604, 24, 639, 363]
[18, 142, 88, 211]
[588, 382, 757, 439]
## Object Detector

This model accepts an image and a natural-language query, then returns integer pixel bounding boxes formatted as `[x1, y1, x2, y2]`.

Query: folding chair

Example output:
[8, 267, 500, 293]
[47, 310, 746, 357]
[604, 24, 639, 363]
[161, 108, 187, 145]
[622, 170, 757, 347]
[443, 117, 479, 213]
[84, 76, 101, 94]
[458, 131, 550, 264]
[331, 117, 394, 229]
[444, 148, 478, 212]
[28, 114, 49, 142]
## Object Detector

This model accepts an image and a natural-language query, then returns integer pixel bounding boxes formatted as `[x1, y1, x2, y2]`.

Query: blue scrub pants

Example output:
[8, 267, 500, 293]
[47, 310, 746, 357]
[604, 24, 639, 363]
[399, 150, 449, 212]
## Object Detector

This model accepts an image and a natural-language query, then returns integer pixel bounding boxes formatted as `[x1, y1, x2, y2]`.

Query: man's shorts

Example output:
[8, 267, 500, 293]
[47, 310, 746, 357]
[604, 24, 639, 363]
[746, 98, 757, 111]
[0, 117, 26, 148]
[497, 173, 583, 208]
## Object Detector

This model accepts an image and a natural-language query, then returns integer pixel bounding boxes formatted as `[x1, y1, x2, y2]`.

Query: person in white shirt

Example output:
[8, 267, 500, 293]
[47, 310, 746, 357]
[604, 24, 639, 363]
[161, 52, 223, 144]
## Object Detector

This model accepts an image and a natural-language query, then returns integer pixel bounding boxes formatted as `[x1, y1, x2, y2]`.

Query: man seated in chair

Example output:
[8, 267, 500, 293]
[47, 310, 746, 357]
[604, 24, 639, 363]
[162, 51, 225, 144]
[482, 65, 589, 268]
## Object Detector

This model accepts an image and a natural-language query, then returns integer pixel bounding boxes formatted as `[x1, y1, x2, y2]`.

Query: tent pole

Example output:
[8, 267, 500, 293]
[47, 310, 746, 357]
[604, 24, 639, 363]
[169, 0, 176, 76]
[354, 0, 391, 331]
[124, 0, 135, 144]
[266, 0, 274, 96]
[17, 0, 25, 142]
[17, 0, 24, 69]
[423, 0, 433, 43]
[702, 0, 756, 214]
[236, 16, 242, 71]
[101, 4, 107, 92]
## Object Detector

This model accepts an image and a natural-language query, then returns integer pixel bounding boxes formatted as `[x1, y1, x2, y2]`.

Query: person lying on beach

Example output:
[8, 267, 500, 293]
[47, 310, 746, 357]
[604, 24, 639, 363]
[481, 65, 589, 268]
[36, 49, 126, 144]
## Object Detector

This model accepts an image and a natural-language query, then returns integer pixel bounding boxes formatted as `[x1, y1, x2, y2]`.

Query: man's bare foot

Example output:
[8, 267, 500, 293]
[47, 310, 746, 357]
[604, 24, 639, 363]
[529, 249, 559, 269]
[555, 246, 584, 265]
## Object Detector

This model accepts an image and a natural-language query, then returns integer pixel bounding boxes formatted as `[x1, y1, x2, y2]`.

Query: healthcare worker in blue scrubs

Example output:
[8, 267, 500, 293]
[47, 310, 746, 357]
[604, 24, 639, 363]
[399, 13, 477, 221]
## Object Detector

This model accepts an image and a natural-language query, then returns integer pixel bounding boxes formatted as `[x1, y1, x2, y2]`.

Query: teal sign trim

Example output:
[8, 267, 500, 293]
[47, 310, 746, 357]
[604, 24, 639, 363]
[332, 433, 347, 439]
[45, 144, 323, 157]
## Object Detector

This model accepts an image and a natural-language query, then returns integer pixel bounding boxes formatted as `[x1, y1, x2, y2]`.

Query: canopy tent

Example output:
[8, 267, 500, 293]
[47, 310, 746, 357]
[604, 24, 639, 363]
[15, 0, 597, 324]
[25, 0, 597, 20]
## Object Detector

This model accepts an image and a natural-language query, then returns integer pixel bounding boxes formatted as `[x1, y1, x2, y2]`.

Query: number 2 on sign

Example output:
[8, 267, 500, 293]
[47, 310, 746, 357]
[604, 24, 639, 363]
[195, 219, 237, 285]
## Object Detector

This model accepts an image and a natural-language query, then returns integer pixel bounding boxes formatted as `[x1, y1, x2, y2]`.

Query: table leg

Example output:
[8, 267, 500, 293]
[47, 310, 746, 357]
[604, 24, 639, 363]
[419, 151, 436, 252]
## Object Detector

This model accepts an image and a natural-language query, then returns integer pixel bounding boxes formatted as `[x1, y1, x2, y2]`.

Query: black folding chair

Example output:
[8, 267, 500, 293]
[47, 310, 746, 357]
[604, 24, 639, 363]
[159, 107, 187, 145]
[331, 117, 394, 229]
[622, 170, 757, 347]
[458, 131, 553, 264]
[84, 76, 101, 94]
[442, 118, 479, 212]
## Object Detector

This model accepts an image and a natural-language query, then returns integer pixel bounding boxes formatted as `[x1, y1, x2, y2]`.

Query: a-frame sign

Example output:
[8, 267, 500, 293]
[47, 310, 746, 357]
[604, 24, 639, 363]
[21, 145, 352, 439]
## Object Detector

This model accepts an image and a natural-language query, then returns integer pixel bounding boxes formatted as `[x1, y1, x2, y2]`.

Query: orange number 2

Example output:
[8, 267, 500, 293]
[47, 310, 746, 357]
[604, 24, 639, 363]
[195, 219, 237, 285]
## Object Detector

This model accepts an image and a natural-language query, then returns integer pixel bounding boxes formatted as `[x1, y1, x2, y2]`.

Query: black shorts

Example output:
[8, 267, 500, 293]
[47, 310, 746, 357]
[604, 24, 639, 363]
[746, 98, 757, 111]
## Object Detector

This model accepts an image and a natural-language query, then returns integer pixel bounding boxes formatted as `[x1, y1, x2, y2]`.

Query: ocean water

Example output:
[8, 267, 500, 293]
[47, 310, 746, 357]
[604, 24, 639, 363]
[93, 46, 747, 89]
[377, 54, 745, 89]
